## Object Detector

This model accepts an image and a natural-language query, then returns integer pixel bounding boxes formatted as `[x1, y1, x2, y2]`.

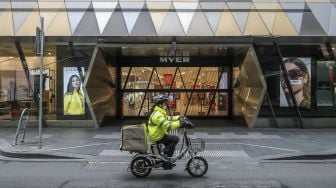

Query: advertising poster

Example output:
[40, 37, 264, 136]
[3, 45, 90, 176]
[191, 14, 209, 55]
[280, 58, 311, 109]
[63, 67, 85, 115]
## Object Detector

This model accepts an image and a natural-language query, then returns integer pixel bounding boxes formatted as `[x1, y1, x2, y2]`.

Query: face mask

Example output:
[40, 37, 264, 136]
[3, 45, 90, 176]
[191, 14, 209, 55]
[290, 80, 302, 85]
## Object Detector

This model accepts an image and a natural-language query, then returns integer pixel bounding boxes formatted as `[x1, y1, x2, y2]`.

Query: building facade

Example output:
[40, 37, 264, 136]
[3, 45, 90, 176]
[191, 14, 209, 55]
[0, 0, 336, 128]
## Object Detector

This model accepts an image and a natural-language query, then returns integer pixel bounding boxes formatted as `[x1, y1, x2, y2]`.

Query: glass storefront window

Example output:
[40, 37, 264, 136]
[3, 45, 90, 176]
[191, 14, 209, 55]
[124, 67, 152, 89]
[316, 61, 336, 107]
[0, 54, 56, 120]
[122, 91, 228, 117]
[186, 92, 228, 116]
[120, 65, 230, 118]
[255, 44, 336, 118]
[122, 92, 146, 116]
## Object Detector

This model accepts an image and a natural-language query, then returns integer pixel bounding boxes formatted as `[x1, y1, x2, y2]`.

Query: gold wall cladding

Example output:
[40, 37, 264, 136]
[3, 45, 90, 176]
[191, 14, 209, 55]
[235, 48, 266, 128]
[84, 47, 115, 127]
[0, 1, 335, 36]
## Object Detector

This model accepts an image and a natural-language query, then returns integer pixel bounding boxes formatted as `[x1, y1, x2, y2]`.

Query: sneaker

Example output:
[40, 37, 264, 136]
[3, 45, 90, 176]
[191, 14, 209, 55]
[162, 162, 176, 170]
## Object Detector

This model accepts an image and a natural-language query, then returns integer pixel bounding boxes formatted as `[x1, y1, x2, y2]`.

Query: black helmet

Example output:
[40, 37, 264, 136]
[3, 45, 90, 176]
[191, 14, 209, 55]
[152, 95, 168, 104]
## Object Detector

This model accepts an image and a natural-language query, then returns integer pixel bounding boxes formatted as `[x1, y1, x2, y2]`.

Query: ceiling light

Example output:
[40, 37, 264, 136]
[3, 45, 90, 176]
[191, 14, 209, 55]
[48, 52, 52, 55]
[332, 47, 335, 50]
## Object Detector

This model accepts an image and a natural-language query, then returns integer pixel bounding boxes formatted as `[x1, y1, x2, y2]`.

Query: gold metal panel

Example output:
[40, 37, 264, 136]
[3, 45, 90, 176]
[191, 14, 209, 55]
[254, 3, 279, 32]
[244, 5, 270, 35]
[84, 47, 116, 127]
[216, 5, 242, 36]
[119, 0, 145, 2]
[278, 0, 305, 2]
[16, 5, 40, 36]
[0, 4, 14, 36]
[38, 2, 64, 29]
[272, 8, 298, 36]
[305, 0, 330, 2]
[253, 0, 278, 2]
[235, 47, 266, 128]
[147, 2, 171, 33]
[46, 9, 72, 36]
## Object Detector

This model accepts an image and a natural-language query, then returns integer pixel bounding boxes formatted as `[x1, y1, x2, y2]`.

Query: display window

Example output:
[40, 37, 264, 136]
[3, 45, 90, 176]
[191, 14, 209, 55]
[0, 54, 56, 120]
[120, 66, 230, 118]
[255, 44, 336, 118]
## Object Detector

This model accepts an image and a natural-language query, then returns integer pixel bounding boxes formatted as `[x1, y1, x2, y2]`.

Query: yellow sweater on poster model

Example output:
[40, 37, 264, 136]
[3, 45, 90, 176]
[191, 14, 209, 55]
[64, 90, 85, 115]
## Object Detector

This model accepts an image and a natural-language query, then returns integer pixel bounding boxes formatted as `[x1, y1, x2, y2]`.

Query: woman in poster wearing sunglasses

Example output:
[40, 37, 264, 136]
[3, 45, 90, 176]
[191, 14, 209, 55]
[282, 58, 311, 109]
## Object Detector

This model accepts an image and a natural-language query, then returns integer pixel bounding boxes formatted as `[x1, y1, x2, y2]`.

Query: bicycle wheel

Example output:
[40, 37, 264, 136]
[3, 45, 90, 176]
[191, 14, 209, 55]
[186, 156, 208, 177]
[130, 156, 152, 178]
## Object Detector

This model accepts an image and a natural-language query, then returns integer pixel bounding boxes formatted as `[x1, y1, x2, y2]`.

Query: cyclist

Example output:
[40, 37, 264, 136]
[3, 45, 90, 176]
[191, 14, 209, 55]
[147, 95, 182, 169]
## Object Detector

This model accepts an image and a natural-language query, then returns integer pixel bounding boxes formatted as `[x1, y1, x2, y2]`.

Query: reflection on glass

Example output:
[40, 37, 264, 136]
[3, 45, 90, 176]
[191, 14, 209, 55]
[120, 66, 229, 117]
[317, 61, 335, 106]
[122, 92, 145, 116]
[186, 92, 228, 116]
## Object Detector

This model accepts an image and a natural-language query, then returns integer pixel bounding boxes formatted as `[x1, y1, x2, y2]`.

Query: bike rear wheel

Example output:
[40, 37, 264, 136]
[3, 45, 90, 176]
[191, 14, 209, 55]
[186, 156, 208, 177]
[130, 156, 152, 178]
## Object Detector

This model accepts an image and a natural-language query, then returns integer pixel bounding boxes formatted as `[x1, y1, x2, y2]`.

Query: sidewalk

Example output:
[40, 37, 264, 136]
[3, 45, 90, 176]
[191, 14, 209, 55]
[1, 126, 336, 162]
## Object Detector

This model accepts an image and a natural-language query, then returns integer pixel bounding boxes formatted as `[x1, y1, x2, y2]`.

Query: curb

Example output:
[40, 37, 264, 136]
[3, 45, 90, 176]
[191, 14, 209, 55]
[0, 139, 83, 160]
[258, 148, 336, 161]
[0, 149, 80, 159]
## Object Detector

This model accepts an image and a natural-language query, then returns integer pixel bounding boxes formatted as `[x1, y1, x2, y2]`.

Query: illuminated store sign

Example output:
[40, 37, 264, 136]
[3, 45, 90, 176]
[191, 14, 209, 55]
[159, 56, 190, 63]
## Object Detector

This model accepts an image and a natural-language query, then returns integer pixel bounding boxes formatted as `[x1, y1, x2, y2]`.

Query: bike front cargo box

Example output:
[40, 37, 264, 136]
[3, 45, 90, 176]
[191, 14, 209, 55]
[120, 123, 148, 152]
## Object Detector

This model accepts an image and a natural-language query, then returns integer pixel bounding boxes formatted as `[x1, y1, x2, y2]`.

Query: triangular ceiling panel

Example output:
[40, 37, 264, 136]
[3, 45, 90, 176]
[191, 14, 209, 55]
[66, 2, 91, 34]
[227, 2, 252, 34]
[272, 7, 298, 36]
[11, 2, 37, 34]
[92, 2, 118, 34]
[0, 3, 13, 36]
[120, 2, 145, 34]
[280, 3, 305, 33]
[147, 2, 171, 33]
[173, 2, 198, 33]
[301, 10, 326, 35]
[254, 3, 279, 32]
[131, 4, 157, 36]
[74, 3, 100, 36]
[329, 4, 336, 35]
[0, 2, 9, 17]
[187, 5, 213, 36]
[38, 2, 64, 31]
[16, 3, 40, 36]
[307, 3, 332, 33]
[46, 3, 71, 36]
[244, 5, 270, 35]
[102, 4, 128, 36]
[216, 4, 241, 36]
[200, 2, 226, 34]
[159, 4, 185, 36]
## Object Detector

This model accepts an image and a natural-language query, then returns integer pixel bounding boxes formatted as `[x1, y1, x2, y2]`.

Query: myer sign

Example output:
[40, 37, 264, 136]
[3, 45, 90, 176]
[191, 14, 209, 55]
[159, 55, 190, 63]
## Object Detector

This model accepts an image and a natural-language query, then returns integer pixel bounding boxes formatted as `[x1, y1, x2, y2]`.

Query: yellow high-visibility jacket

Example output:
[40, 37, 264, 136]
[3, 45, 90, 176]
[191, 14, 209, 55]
[148, 105, 180, 142]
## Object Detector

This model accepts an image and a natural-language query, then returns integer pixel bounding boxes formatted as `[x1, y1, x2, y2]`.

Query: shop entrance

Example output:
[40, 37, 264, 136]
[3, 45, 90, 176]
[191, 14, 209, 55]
[120, 66, 232, 119]
[85, 45, 266, 128]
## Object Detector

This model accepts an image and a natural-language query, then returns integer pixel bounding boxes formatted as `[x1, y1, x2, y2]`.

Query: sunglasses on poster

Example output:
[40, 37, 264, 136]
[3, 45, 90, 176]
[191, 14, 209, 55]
[287, 69, 303, 80]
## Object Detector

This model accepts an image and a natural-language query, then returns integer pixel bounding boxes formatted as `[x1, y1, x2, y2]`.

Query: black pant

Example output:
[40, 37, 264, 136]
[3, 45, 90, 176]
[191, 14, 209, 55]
[157, 134, 179, 157]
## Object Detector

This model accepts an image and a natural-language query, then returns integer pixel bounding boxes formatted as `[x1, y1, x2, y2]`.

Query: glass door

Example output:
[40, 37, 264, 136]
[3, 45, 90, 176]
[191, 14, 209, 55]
[120, 66, 231, 118]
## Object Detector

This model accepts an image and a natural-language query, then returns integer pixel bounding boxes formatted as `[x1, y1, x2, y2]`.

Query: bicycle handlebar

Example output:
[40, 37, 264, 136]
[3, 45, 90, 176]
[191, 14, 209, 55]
[180, 116, 195, 129]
